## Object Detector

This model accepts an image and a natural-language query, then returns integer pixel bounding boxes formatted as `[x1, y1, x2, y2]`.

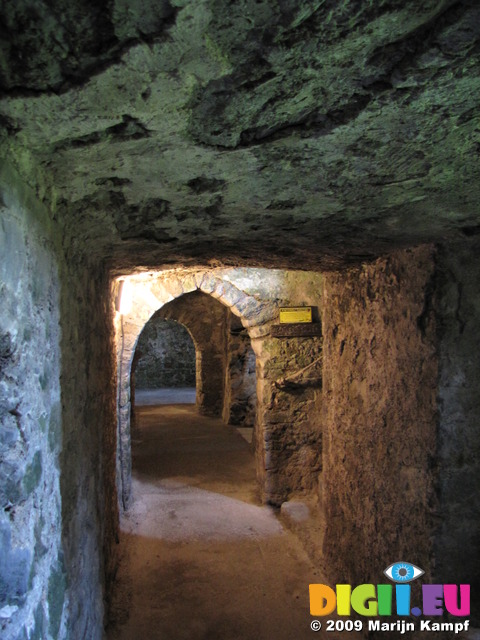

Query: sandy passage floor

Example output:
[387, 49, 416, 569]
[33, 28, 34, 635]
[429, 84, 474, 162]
[106, 403, 325, 640]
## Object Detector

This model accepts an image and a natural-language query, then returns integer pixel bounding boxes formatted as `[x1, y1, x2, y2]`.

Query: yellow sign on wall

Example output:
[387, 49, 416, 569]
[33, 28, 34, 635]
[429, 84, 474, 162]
[279, 307, 312, 324]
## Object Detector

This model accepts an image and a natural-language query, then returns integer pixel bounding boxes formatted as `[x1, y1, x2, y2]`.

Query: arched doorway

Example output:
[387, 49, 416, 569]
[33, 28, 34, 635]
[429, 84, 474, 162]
[130, 290, 257, 438]
[115, 268, 323, 509]
[131, 318, 196, 417]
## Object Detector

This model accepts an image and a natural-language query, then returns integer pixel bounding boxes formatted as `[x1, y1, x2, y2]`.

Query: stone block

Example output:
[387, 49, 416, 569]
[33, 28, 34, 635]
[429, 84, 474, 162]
[198, 273, 216, 294]
[179, 273, 197, 294]
[0, 521, 32, 606]
[22, 451, 42, 495]
[0, 215, 25, 290]
[48, 402, 62, 454]
[47, 559, 66, 639]
[0, 459, 26, 505]
[30, 603, 47, 640]
[280, 500, 310, 523]
[0, 413, 19, 447]
[233, 295, 261, 320]
[219, 282, 243, 308]
[244, 302, 277, 327]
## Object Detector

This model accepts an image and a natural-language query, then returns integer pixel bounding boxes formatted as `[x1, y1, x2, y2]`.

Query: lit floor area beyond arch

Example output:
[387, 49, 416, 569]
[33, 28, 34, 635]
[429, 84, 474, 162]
[134, 388, 196, 405]
[106, 402, 324, 640]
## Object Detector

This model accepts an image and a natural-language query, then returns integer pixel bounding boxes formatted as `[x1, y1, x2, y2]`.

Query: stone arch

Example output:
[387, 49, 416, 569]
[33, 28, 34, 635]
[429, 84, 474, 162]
[151, 291, 231, 417]
[133, 317, 196, 390]
[115, 270, 277, 507]
[130, 317, 197, 435]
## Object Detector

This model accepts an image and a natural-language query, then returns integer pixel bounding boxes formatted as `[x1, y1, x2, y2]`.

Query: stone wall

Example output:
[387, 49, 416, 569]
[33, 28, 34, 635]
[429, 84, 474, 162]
[0, 163, 65, 640]
[434, 242, 480, 619]
[0, 165, 68, 640]
[134, 319, 195, 389]
[321, 247, 438, 586]
[0, 161, 118, 640]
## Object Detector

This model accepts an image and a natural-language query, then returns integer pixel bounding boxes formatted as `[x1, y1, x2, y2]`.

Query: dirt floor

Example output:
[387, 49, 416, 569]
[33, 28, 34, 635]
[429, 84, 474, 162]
[106, 396, 326, 640]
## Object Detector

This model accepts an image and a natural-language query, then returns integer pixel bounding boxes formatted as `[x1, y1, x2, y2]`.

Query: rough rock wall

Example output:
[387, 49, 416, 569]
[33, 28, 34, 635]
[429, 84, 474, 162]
[0, 161, 118, 640]
[222, 314, 256, 426]
[0, 164, 65, 640]
[321, 246, 438, 586]
[3, 1, 480, 274]
[134, 319, 195, 389]
[0, 165, 64, 639]
[434, 242, 480, 619]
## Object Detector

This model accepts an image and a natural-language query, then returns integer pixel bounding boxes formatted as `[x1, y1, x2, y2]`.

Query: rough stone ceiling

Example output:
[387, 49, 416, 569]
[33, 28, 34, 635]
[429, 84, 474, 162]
[1, 0, 479, 271]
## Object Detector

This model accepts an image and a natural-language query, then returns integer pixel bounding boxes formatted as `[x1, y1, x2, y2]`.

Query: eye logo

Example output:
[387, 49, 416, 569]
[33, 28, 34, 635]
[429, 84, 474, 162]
[384, 562, 424, 583]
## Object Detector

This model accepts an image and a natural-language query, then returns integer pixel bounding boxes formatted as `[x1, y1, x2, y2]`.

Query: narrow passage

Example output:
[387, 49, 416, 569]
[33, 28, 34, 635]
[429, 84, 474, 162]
[107, 398, 323, 640]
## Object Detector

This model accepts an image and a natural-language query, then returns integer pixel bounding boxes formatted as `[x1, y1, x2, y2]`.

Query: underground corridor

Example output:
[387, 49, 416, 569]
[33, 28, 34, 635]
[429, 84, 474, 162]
[3, 222, 480, 640]
[108, 288, 325, 639]
[1, 3, 480, 640]
[107, 404, 323, 640]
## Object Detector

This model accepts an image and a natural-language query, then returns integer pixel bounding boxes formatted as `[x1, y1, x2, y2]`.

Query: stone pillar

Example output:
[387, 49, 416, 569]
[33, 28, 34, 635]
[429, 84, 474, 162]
[254, 335, 323, 505]
[196, 349, 225, 416]
[116, 316, 143, 509]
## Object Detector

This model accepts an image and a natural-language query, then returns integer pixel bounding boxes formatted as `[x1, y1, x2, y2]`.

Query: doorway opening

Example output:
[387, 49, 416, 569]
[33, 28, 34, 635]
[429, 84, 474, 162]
[132, 317, 196, 416]
[130, 290, 257, 446]
[128, 290, 260, 506]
